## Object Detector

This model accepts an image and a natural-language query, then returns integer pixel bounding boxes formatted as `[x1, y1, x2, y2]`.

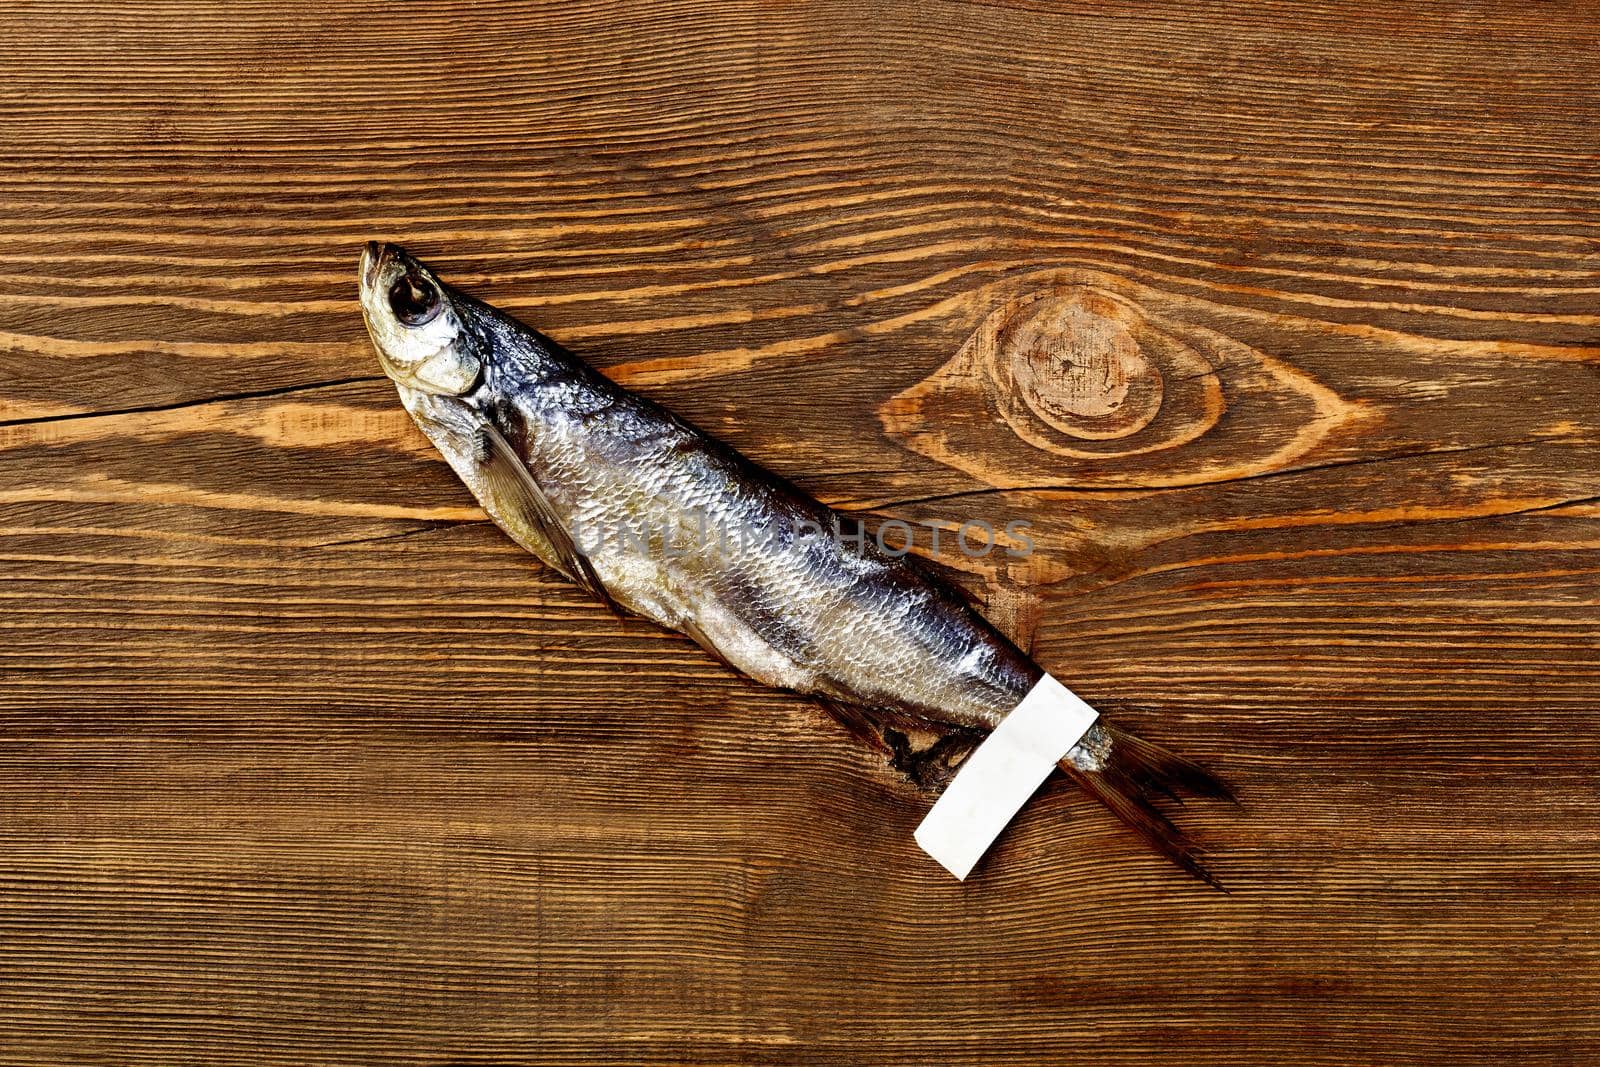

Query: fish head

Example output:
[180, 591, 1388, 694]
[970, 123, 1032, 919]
[359, 242, 484, 397]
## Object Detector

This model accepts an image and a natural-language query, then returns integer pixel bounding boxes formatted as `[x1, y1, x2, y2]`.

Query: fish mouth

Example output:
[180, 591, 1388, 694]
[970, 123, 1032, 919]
[361, 240, 395, 291]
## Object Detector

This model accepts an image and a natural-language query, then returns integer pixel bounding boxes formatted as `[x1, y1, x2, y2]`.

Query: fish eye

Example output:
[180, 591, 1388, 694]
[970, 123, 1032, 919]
[387, 273, 440, 326]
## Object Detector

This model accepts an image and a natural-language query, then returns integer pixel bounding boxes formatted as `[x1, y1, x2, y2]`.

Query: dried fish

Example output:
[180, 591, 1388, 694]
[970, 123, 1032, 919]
[359, 242, 1230, 884]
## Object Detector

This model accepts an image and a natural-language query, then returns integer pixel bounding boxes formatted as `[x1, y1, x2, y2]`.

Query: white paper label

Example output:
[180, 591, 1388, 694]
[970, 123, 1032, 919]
[913, 673, 1099, 880]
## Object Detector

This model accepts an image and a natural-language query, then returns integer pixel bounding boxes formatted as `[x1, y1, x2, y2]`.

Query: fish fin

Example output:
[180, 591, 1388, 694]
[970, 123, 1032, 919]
[902, 728, 986, 791]
[1061, 723, 1234, 891]
[679, 617, 743, 674]
[814, 697, 985, 791]
[1101, 721, 1237, 804]
[474, 422, 622, 615]
[814, 696, 894, 753]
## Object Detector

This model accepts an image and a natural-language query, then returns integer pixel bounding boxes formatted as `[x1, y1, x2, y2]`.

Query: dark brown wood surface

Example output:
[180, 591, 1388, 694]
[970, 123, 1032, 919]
[2, 2, 1598, 1063]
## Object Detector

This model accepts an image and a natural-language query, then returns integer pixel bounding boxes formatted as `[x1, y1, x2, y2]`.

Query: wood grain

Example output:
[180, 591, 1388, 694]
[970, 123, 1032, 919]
[2, 1, 1599, 1063]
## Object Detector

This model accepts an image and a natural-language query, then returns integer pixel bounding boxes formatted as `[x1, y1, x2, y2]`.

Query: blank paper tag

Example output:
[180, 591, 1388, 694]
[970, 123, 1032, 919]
[914, 674, 1099, 880]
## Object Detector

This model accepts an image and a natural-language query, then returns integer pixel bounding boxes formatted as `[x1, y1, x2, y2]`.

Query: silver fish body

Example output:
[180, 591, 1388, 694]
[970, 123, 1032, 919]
[360, 242, 1229, 884]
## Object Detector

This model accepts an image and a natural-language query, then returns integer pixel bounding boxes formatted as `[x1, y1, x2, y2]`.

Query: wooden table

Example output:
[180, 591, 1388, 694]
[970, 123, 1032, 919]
[2, 2, 1597, 1063]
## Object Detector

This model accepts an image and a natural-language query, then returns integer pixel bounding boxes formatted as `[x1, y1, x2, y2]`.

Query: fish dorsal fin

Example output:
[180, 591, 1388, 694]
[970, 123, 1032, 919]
[474, 418, 622, 615]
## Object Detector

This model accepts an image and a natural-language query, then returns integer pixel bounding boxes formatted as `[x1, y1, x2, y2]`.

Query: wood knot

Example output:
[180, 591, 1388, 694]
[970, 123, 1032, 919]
[1000, 289, 1163, 440]
[879, 270, 1363, 488]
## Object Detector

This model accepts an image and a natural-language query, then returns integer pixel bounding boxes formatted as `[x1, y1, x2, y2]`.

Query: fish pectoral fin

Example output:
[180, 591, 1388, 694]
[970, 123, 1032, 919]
[474, 421, 622, 615]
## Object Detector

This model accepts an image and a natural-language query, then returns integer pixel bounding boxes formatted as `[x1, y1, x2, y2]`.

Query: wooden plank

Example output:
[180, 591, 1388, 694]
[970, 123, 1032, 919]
[1, 1, 1597, 1062]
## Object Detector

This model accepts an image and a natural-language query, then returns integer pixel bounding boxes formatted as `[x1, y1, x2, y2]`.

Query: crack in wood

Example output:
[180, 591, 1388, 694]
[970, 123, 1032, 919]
[0, 376, 386, 430]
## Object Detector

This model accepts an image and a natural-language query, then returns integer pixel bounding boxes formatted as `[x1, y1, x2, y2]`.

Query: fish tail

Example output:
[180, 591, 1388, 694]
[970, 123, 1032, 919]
[1060, 722, 1235, 891]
